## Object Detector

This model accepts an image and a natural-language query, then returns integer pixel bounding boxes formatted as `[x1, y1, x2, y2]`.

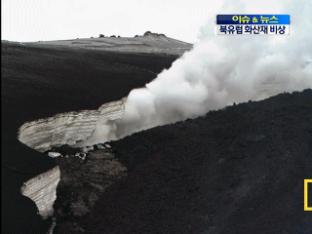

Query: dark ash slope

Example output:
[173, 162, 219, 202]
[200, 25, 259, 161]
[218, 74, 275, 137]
[81, 90, 312, 234]
[2, 41, 181, 234]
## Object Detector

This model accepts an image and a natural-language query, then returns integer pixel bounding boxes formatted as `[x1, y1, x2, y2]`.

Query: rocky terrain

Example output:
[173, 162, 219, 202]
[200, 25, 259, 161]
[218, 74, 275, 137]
[2, 33, 312, 234]
[23, 31, 192, 55]
[24, 90, 311, 234]
[21, 166, 61, 218]
[68, 90, 311, 234]
[18, 99, 125, 152]
[52, 145, 127, 233]
[2, 33, 188, 233]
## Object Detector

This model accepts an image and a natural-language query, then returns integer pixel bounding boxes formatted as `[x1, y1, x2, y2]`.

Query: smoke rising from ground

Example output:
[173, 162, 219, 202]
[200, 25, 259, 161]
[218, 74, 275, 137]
[88, 0, 312, 144]
[111, 0, 312, 139]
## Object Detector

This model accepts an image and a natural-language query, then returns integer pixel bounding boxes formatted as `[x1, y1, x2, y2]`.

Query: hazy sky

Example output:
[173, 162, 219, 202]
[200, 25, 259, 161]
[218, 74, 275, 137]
[2, 0, 218, 43]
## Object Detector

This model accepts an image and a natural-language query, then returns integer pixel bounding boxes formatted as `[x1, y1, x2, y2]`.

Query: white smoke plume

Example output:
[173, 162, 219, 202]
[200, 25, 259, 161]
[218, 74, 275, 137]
[67, 0, 312, 147]
[109, 0, 312, 139]
[16, 0, 312, 151]
[111, 0, 312, 138]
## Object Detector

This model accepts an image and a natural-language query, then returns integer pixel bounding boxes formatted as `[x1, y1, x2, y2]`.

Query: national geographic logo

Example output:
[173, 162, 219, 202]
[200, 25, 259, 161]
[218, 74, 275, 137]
[304, 179, 312, 211]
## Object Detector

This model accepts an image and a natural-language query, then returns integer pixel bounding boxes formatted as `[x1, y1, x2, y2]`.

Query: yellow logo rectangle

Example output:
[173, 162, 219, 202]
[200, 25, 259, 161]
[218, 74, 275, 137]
[304, 179, 312, 211]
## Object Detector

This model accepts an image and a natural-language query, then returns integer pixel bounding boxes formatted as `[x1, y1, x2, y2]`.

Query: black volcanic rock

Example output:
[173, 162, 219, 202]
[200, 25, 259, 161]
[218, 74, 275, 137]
[1, 41, 181, 233]
[78, 90, 312, 234]
[53, 148, 127, 233]
[2, 38, 311, 234]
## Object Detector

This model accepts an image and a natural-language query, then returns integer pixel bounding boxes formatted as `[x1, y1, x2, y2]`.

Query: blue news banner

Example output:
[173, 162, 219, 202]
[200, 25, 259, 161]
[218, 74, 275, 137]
[216, 14, 290, 35]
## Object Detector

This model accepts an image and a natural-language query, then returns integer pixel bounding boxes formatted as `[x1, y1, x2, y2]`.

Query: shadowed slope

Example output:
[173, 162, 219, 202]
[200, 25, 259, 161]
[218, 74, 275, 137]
[2, 40, 183, 233]
[81, 90, 312, 234]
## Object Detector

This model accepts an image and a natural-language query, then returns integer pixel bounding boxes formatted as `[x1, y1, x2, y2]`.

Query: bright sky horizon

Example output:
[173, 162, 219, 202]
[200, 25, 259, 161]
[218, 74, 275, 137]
[1, 0, 219, 43]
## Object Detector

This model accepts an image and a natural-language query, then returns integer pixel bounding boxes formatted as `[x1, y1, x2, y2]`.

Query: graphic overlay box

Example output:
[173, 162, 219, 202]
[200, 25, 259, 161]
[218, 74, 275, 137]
[304, 179, 312, 211]
[216, 14, 290, 35]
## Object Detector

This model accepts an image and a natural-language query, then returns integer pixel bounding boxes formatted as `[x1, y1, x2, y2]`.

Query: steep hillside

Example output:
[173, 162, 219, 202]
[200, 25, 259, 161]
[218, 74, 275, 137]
[2, 36, 187, 233]
[78, 90, 312, 234]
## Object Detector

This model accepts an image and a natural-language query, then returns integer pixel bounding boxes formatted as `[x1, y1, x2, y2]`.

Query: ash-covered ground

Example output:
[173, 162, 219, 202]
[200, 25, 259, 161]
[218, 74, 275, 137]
[66, 90, 311, 234]
[49, 144, 127, 233]
[2, 34, 186, 233]
[2, 35, 312, 233]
